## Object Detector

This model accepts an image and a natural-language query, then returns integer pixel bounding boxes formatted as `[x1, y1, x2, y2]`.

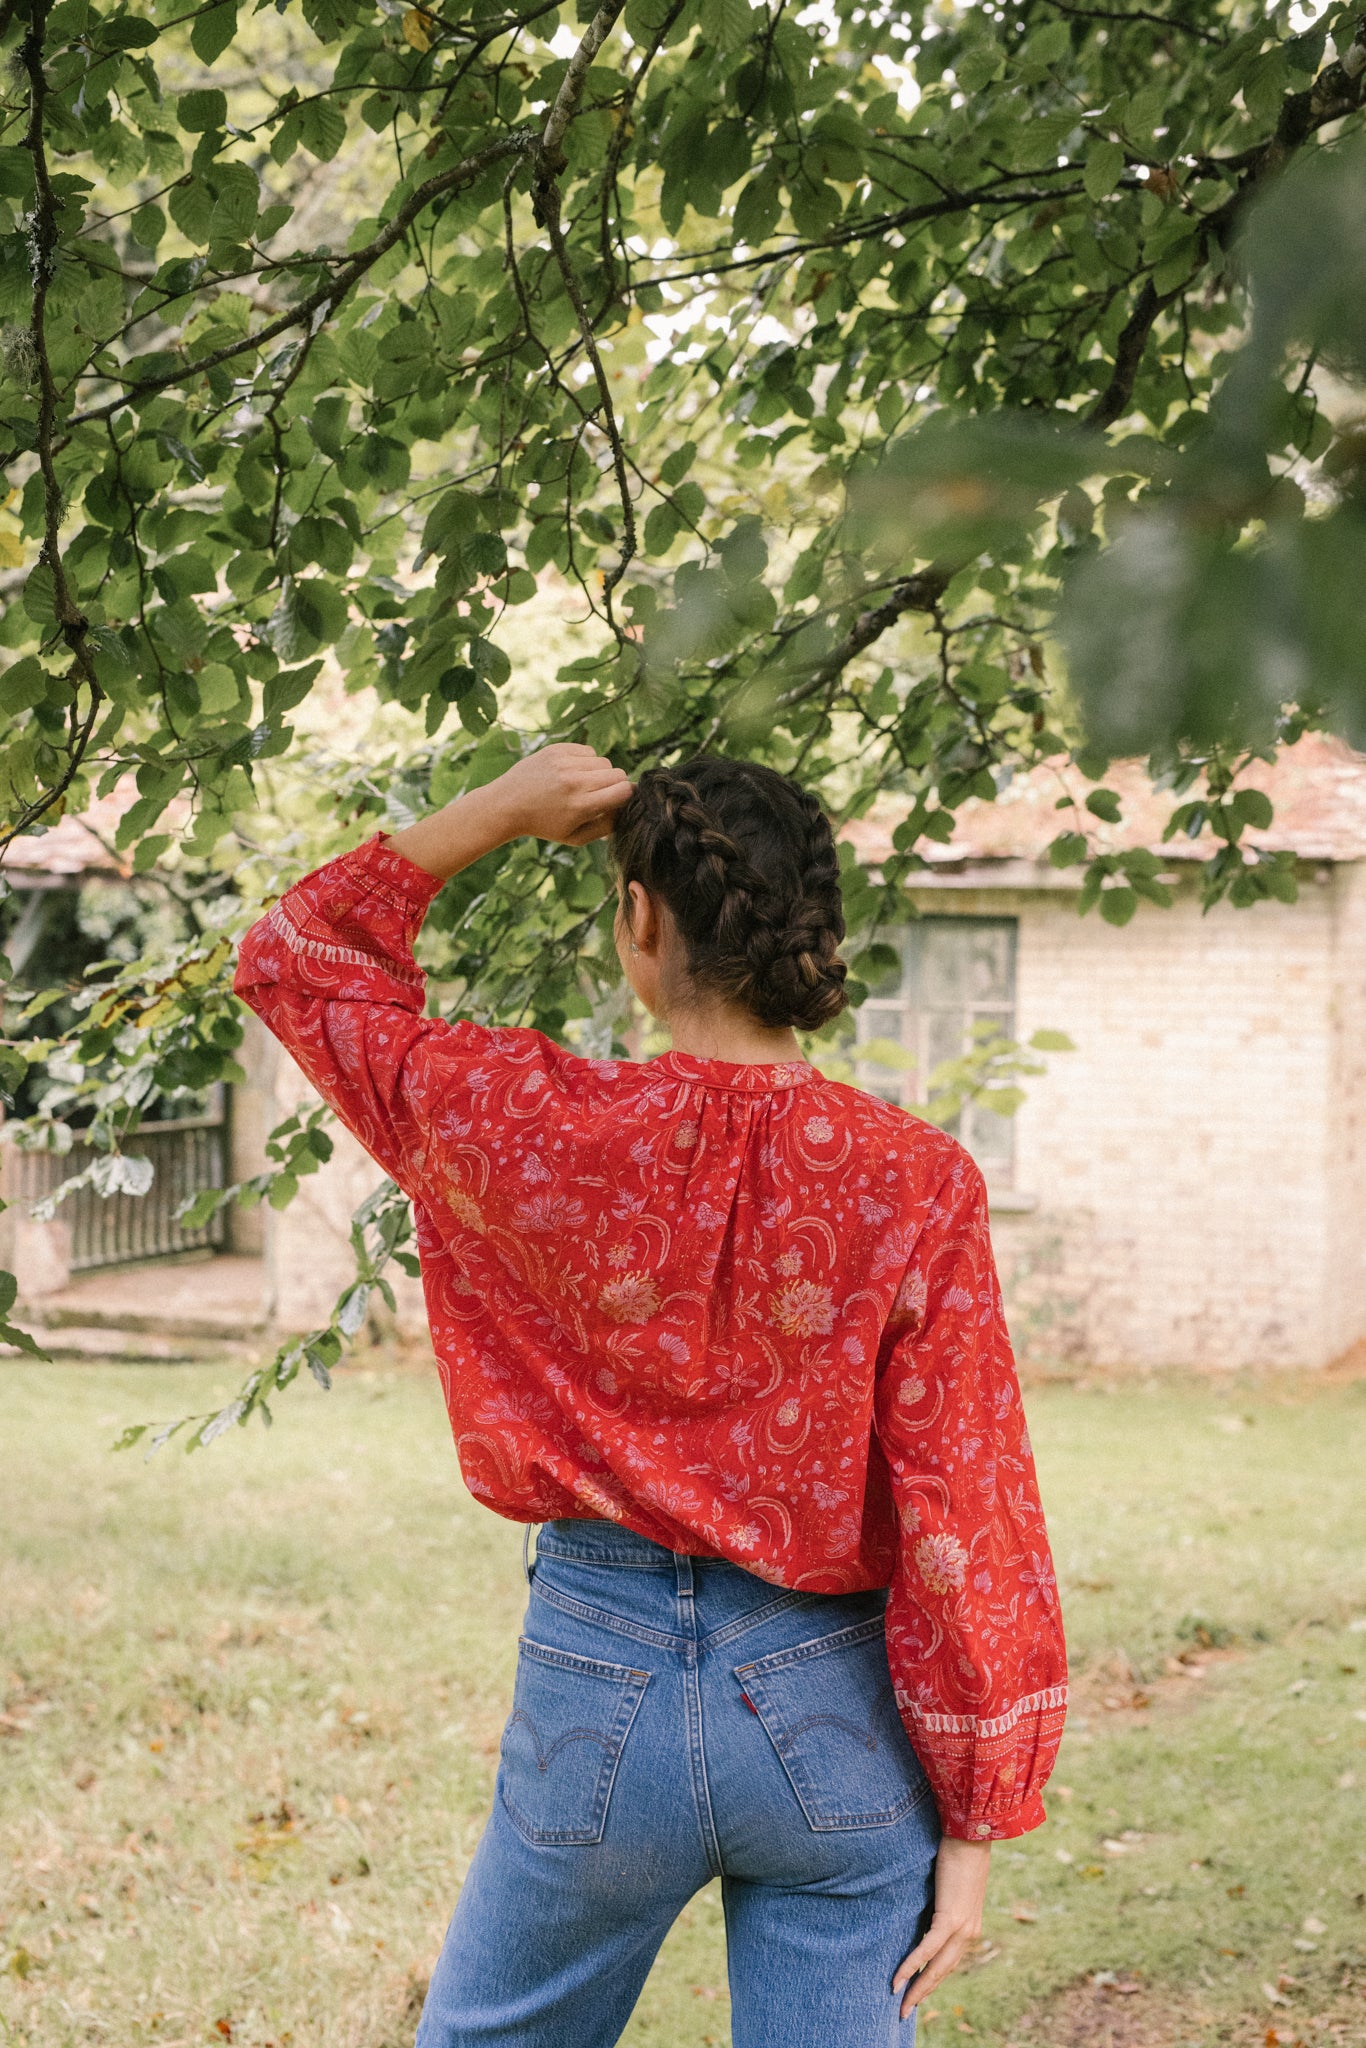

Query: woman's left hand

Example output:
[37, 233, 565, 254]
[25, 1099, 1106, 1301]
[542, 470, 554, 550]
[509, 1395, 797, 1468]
[892, 1836, 991, 2017]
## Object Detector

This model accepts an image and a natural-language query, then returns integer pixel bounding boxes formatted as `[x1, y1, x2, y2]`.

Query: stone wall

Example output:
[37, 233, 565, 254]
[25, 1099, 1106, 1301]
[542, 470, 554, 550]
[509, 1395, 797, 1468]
[242, 1015, 431, 1345]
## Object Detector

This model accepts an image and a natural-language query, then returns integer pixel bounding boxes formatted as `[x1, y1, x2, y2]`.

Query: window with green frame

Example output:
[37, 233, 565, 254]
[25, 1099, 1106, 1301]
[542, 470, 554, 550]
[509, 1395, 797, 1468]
[854, 917, 1018, 1181]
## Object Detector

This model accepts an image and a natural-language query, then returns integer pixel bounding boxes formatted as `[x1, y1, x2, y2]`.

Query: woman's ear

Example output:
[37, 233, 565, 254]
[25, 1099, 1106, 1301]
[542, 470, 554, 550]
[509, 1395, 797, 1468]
[624, 880, 661, 955]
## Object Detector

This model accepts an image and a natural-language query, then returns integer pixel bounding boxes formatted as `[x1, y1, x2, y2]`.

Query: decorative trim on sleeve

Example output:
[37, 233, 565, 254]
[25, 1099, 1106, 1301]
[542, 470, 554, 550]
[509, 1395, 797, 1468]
[268, 885, 426, 986]
[905, 1684, 1069, 1741]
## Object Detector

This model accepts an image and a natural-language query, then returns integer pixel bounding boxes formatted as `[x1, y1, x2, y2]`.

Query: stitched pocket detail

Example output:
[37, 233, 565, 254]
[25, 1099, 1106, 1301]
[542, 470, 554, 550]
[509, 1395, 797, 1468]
[735, 1617, 930, 1832]
[498, 1637, 650, 1846]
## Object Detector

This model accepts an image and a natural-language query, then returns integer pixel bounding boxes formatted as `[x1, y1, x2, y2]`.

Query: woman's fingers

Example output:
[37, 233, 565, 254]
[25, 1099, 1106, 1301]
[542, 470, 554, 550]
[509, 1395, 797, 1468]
[892, 1919, 952, 1991]
[892, 1916, 980, 2015]
[899, 1936, 974, 2017]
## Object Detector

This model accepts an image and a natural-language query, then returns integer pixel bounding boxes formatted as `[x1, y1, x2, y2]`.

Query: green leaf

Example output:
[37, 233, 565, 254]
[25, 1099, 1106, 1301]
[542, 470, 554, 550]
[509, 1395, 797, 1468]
[296, 99, 347, 162]
[1085, 787, 1122, 823]
[699, 0, 755, 55]
[191, 1, 239, 65]
[22, 566, 55, 624]
[0, 657, 53, 714]
[733, 175, 781, 247]
[1083, 141, 1125, 203]
[1099, 886, 1138, 927]
[659, 440, 697, 490]
[644, 503, 680, 555]
[1231, 787, 1274, 831]
[177, 90, 228, 133]
[268, 577, 350, 659]
[1028, 1029, 1075, 1052]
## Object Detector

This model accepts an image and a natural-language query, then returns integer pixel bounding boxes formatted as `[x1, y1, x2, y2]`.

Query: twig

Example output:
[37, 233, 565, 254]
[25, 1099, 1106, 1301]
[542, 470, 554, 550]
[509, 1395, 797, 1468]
[65, 130, 538, 429]
[778, 569, 956, 709]
[2, 0, 103, 861]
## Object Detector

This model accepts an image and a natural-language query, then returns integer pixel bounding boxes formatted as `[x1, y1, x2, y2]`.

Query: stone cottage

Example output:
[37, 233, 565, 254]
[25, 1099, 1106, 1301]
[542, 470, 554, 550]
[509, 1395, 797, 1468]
[843, 733, 1366, 1373]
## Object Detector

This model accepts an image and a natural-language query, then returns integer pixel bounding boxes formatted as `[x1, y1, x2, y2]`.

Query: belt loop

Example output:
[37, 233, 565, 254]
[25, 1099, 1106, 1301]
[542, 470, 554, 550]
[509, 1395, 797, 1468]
[675, 1551, 695, 1598]
[522, 1522, 537, 1585]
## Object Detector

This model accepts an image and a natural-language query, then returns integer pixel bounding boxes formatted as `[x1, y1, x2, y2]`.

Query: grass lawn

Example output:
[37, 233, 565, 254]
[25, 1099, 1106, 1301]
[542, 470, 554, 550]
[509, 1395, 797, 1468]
[1, 1358, 1364, 2048]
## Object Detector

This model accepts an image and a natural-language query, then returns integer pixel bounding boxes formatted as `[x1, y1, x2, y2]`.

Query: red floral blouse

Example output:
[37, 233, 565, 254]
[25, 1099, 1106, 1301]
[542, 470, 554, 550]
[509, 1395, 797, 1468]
[235, 834, 1067, 1840]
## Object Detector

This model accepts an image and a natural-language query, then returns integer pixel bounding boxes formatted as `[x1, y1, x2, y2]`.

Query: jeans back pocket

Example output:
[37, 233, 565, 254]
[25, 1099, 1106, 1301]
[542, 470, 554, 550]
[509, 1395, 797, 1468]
[734, 1616, 930, 1832]
[499, 1637, 650, 1846]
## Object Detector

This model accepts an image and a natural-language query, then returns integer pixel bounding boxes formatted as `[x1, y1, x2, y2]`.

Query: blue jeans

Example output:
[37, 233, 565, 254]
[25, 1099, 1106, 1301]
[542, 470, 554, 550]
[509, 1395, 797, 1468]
[416, 1520, 940, 2048]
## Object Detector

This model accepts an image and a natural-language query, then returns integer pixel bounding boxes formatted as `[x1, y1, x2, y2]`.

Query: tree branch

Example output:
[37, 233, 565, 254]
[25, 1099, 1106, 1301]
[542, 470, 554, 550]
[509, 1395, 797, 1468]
[643, 181, 1089, 289]
[778, 569, 955, 710]
[2, 0, 103, 862]
[539, 0, 626, 172]
[66, 130, 536, 429]
[1088, 276, 1163, 428]
[1043, 1, 1224, 48]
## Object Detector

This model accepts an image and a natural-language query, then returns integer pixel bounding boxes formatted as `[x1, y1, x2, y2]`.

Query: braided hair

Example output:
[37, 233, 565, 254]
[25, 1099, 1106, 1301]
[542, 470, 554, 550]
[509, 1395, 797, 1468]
[611, 756, 848, 1033]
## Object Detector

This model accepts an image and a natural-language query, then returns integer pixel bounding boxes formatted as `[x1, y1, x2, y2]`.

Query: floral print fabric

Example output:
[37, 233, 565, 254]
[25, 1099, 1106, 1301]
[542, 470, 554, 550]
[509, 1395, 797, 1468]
[235, 835, 1067, 1840]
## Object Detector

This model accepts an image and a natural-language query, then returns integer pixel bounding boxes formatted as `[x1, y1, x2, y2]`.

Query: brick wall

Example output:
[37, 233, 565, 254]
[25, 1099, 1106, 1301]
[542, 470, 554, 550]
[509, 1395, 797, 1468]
[1325, 861, 1366, 1362]
[908, 870, 1359, 1371]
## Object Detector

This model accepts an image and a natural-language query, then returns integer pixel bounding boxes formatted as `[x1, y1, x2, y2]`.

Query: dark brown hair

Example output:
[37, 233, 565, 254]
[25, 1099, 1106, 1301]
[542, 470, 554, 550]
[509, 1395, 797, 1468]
[611, 755, 848, 1033]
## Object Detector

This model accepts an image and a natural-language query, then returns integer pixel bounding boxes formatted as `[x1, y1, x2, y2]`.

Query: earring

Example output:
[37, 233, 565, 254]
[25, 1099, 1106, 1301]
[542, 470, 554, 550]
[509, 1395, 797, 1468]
[629, 942, 639, 953]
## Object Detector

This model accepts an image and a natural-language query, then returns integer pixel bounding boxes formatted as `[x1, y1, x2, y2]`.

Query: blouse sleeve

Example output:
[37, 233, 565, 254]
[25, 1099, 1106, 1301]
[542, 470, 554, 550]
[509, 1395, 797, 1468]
[233, 834, 485, 1199]
[873, 1149, 1068, 1841]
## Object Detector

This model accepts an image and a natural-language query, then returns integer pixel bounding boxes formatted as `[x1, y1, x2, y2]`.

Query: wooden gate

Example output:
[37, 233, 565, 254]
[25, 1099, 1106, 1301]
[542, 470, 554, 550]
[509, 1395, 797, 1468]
[9, 1095, 228, 1272]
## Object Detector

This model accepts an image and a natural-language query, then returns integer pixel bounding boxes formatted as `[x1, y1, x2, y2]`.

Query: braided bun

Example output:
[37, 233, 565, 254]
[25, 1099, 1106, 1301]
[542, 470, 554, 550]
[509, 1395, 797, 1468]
[612, 756, 848, 1032]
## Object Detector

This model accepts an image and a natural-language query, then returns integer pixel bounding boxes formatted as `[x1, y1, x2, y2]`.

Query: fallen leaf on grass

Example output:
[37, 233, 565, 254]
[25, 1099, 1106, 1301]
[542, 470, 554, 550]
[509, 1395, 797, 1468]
[1010, 1903, 1038, 1923]
[1263, 1984, 1291, 2007]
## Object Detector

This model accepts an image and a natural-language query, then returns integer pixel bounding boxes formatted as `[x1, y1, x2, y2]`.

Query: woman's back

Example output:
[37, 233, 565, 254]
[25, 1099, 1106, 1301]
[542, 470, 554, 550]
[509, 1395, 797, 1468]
[409, 1023, 966, 1582]
[236, 811, 1063, 1844]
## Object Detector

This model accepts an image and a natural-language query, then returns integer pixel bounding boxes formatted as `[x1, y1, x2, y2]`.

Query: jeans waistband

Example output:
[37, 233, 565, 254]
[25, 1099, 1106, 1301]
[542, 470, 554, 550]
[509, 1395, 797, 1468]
[532, 1517, 715, 1570]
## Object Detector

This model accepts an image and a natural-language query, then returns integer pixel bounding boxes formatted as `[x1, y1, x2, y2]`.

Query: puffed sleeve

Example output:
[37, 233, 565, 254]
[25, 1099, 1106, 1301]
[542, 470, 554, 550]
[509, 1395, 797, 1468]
[233, 834, 488, 1199]
[873, 1148, 1068, 1841]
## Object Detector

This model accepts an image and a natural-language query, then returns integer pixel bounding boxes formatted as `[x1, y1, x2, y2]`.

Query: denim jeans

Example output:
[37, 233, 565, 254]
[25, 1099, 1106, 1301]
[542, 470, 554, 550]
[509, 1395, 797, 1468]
[416, 1519, 940, 2048]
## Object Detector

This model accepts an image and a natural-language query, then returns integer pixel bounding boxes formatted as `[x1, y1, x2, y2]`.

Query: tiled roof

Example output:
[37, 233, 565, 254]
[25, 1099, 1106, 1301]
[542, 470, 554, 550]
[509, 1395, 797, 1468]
[843, 733, 1366, 873]
[2, 791, 130, 880]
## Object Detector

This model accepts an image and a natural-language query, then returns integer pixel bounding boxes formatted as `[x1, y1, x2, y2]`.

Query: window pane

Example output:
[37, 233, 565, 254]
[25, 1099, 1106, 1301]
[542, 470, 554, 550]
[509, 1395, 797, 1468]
[851, 919, 1019, 1183]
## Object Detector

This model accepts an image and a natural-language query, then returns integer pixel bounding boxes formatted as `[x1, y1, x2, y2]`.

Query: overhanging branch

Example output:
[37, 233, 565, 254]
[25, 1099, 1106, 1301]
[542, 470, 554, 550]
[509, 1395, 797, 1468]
[66, 129, 537, 429]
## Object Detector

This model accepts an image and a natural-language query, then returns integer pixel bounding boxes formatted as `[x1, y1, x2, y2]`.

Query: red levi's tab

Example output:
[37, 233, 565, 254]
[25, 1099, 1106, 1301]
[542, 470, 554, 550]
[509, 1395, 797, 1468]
[234, 834, 1069, 1841]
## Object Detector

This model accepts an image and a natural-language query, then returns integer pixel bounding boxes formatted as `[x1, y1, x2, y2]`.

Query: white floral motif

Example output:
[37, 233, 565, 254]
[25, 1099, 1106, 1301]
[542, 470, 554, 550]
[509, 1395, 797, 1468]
[774, 1247, 804, 1278]
[915, 1532, 969, 1595]
[598, 1271, 661, 1323]
[515, 1191, 587, 1232]
[769, 1280, 836, 1338]
[894, 1268, 928, 1324]
[804, 1116, 834, 1143]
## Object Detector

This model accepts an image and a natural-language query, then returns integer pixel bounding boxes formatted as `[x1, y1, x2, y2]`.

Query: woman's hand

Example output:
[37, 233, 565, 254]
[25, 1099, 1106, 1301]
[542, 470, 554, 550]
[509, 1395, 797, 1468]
[494, 743, 634, 846]
[385, 744, 633, 880]
[892, 1837, 991, 2018]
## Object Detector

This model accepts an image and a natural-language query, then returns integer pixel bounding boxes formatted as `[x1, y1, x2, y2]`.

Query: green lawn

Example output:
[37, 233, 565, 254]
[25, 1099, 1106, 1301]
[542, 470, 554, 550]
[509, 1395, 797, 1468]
[1, 1360, 1363, 2048]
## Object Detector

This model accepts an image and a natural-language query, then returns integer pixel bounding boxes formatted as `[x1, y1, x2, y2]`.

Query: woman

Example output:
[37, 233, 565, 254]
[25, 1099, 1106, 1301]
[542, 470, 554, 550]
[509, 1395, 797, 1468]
[235, 744, 1067, 2048]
